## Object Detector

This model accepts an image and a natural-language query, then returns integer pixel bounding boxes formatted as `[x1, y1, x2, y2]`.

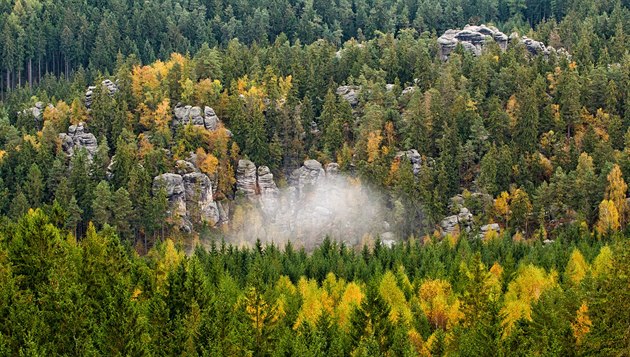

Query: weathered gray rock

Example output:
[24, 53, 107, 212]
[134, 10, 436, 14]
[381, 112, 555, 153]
[153, 172, 220, 231]
[395, 149, 423, 175]
[440, 207, 473, 236]
[257, 166, 279, 216]
[336, 85, 360, 107]
[85, 79, 118, 108]
[257, 166, 279, 196]
[175, 160, 198, 175]
[58, 122, 98, 160]
[479, 223, 501, 238]
[438, 24, 560, 60]
[236, 159, 258, 198]
[401, 86, 416, 96]
[183, 172, 220, 226]
[438, 25, 507, 60]
[325, 163, 340, 176]
[173, 104, 221, 131]
[290, 160, 326, 195]
[153, 173, 190, 232]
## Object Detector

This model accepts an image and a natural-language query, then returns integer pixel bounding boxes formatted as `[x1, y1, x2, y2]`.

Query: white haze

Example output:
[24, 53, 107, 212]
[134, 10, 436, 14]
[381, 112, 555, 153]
[228, 174, 391, 250]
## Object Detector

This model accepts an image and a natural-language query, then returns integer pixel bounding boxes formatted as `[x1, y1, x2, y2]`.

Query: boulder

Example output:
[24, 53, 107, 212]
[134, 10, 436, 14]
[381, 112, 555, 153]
[173, 104, 222, 131]
[437, 24, 559, 60]
[336, 85, 360, 107]
[440, 207, 473, 236]
[58, 122, 98, 160]
[85, 79, 118, 108]
[18, 102, 51, 126]
[479, 223, 500, 238]
[290, 160, 325, 195]
[153, 173, 190, 232]
[395, 149, 423, 175]
[183, 172, 220, 226]
[236, 159, 258, 198]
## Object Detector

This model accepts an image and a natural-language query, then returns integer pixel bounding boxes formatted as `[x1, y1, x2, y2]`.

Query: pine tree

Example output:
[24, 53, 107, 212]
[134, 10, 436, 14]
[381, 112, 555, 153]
[111, 188, 134, 243]
[23, 163, 43, 208]
[92, 181, 113, 229]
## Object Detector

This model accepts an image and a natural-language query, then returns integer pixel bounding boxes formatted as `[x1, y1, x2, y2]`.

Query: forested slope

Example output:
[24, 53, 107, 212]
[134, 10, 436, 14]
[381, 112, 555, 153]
[0, 0, 630, 355]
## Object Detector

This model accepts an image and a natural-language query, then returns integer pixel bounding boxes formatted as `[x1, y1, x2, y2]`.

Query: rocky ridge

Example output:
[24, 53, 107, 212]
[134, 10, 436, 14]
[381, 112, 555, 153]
[438, 24, 565, 60]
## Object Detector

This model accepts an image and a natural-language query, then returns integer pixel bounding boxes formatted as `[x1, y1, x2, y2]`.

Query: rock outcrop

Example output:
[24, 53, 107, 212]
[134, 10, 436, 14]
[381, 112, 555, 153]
[183, 172, 220, 226]
[58, 122, 98, 160]
[236, 160, 258, 198]
[290, 159, 326, 196]
[153, 173, 188, 230]
[153, 171, 219, 232]
[173, 104, 221, 131]
[336, 85, 360, 107]
[395, 149, 423, 175]
[230, 159, 390, 248]
[479, 223, 500, 238]
[19, 102, 51, 127]
[438, 24, 562, 60]
[440, 207, 473, 236]
[85, 79, 118, 108]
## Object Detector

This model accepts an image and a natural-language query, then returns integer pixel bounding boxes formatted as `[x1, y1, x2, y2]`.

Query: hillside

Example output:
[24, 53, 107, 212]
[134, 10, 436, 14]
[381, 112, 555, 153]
[0, 0, 629, 355]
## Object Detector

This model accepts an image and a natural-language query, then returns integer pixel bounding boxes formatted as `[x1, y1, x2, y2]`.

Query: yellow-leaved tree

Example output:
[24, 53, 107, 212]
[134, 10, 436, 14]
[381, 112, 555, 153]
[379, 271, 412, 323]
[596, 199, 620, 235]
[565, 248, 589, 286]
[336, 282, 363, 329]
[571, 302, 592, 346]
[500, 264, 557, 337]
[605, 164, 627, 227]
[418, 279, 462, 330]
[591, 246, 613, 278]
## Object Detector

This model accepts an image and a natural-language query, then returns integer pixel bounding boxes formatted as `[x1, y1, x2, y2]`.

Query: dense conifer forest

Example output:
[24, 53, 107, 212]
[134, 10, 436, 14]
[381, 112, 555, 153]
[0, 0, 629, 355]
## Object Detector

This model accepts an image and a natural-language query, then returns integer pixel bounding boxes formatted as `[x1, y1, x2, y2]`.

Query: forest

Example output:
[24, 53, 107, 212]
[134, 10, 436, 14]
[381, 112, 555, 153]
[1, 0, 630, 355]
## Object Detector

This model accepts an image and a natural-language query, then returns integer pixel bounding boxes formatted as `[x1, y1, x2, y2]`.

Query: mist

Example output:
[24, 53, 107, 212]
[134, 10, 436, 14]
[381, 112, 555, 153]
[228, 172, 392, 250]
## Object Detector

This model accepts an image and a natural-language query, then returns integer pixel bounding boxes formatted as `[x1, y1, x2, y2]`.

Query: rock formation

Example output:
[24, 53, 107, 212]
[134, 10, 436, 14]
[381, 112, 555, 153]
[236, 159, 258, 198]
[19, 102, 51, 127]
[336, 85, 360, 107]
[440, 207, 473, 236]
[153, 171, 220, 232]
[173, 104, 221, 131]
[479, 223, 500, 238]
[438, 24, 562, 61]
[289, 159, 326, 196]
[231, 159, 390, 248]
[85, 79, 118, 108]
[395, 149, 423, 175]
[58, 122, 99, 160]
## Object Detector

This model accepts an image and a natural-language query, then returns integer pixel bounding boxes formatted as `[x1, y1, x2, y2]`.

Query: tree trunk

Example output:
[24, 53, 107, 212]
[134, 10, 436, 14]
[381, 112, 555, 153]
[28, 58, 32, 89]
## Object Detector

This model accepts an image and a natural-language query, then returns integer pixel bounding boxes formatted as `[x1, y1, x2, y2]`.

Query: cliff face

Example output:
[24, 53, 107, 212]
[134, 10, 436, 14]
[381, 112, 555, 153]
[233, 159, 391, 248]
[437, 24, 566, 60]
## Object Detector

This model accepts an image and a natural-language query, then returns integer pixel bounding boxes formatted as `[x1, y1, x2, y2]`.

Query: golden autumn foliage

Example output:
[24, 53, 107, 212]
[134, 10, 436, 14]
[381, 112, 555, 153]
[150, 239, 184, 289]
[592, 246, 614, 278]
[605, 164, 627, 225]
[596, 199, 620, 235]
[500, 264, 557, 337]
[418, 279, 462, 330]
[565, 248, 589, 286]
[494, 191, 510, 225]
[294, 277, 330, 328]
[379, 271, 411, 323]
[366, 130, 383, 163]
[336, 282, 363, 329]
[571, 302, 592, 345]
[195, 148, 219, 175]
